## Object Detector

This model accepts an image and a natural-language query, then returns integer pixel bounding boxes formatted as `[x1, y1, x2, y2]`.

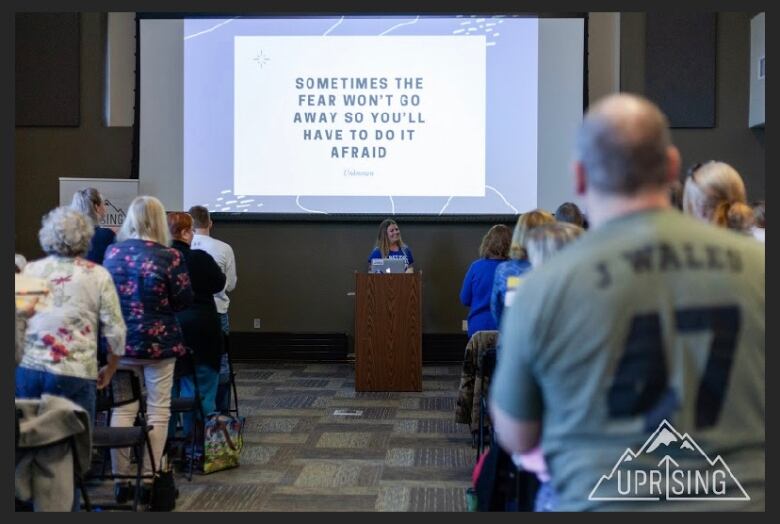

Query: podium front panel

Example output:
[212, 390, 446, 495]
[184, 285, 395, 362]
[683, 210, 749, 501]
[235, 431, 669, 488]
[355, 273, 422, 392]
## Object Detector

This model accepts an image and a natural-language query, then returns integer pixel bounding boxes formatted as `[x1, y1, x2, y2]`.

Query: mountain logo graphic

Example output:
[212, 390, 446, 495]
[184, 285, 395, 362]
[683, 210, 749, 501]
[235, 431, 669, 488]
[102, 199, 127, 227]
[589, 420, 750, 502]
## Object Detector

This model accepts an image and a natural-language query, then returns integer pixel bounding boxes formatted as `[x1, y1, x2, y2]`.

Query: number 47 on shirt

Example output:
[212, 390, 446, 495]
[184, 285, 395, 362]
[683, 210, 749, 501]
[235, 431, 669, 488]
[607, 305, 740, 431]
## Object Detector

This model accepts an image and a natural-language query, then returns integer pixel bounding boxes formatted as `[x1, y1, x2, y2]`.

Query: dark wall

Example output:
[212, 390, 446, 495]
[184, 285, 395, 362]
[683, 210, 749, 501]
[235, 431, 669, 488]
[214, 220, 508, 334]
[15, 13, 133, 257]
[15, 13, 765, 343]
[620, 12, 765, 200]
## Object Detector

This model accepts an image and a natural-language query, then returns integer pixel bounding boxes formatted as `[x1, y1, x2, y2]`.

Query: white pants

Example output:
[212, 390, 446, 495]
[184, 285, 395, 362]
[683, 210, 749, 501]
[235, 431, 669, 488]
[110, 357, 175, 479]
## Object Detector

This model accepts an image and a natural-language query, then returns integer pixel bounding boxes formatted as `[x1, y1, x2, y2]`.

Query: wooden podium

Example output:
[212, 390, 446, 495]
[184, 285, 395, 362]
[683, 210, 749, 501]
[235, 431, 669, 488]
[354, 272, 422, 392]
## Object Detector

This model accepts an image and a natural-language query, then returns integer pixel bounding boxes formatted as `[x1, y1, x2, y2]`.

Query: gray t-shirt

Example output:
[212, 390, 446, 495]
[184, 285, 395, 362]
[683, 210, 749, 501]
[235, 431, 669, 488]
[491, 209, 764, 510]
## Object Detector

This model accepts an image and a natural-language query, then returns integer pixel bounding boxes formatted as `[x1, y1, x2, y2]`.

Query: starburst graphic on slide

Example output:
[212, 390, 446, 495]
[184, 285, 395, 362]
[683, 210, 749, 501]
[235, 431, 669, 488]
[253, 50, 270, 68]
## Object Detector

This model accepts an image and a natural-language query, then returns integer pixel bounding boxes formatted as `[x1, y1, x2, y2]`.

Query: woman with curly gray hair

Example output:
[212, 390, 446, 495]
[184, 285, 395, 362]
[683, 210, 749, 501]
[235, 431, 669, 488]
[16, 207, 127, 421]
[15, 207, 127, 510]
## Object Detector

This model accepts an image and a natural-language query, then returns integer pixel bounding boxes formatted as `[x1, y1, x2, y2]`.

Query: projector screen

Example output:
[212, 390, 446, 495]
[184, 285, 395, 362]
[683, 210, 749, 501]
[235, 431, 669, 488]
[137, 15, 585, 217]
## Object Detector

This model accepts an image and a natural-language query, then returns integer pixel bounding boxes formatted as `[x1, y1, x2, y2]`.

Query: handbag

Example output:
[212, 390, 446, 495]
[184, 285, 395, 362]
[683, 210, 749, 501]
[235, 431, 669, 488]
[149, 467, 177, 511]
[474, 445, 539, 511]
[203, 412, 245, 474]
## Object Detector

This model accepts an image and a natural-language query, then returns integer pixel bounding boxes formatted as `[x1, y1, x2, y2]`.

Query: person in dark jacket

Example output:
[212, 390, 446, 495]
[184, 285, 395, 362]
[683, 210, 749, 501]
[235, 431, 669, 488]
[167, 211, 226, 435]
[71, 187, 115, 264]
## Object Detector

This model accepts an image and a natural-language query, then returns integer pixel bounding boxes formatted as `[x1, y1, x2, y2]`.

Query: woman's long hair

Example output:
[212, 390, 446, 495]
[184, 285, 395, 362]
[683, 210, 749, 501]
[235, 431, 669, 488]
[509, 209, 555, 260]
[70, 187, 102, 224]
[479, 224, 512, 258]
[376, 218, 405, 258]
[117, 195, 171, 245]
[683, 161, 754, 233]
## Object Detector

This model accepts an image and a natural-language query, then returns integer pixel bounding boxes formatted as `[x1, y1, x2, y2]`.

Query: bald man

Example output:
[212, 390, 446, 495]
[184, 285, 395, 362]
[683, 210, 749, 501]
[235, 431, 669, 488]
[490, 94, 764, 510]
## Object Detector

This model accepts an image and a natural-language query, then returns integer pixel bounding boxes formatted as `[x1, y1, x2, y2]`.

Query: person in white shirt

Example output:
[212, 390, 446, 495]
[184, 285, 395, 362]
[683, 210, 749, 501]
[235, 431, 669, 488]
[188, 205, 238, 331]
[188, 205, 237, 412]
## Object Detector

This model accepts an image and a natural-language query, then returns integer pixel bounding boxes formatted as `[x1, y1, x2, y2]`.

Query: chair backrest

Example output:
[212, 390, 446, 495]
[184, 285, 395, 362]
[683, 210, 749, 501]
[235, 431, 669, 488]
[479, 348, 497, 381]
[96, 369, 144, 413]
[468, 330, 499, 352]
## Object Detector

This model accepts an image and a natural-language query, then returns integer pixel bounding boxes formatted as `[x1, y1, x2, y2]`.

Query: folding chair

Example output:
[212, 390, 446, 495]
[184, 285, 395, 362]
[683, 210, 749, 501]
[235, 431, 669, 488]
[15, 401, 92, 511]
[455, 330, 498, 447]
[223, 332, 240, 416]
[88, 369, 156, 511]
[168, 347, 206, 480]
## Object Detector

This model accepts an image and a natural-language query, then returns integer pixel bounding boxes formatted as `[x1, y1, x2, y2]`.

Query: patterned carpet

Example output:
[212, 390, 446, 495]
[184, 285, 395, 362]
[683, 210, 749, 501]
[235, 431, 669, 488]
[90, 361, 475, 512]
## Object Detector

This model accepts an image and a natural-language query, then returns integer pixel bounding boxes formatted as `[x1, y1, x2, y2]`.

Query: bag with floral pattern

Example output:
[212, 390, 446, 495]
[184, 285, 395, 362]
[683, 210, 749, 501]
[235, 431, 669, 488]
[202, 412, 245, 474]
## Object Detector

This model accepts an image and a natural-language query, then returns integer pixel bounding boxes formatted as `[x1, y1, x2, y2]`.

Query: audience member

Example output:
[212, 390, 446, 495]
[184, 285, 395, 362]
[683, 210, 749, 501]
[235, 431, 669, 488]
[490, 93, 765, 510]
[682, 161, 755, 234]
[189, 205, 237, 333]
[524, 222, 584, 268]
[103, 196, 193, 500]
[14, 254, 49, 366]
[751, 200, 765, 242]
[14, 252, 37, 364]
[189, 205, 238, 412]
[71, 187, 115, 264]
[168, 211, 226, 440]
[368, 218, 414, 272]
[505, 221, 584, 511]
[14, 207, 126, 510]
[460, 224, 511, 338]
[489, 210, 554, 324]
[15, 299, 33, 366]
[15, 253, 27, 273]
[15, 207, 125, 421]
[553, 202, 585, 228]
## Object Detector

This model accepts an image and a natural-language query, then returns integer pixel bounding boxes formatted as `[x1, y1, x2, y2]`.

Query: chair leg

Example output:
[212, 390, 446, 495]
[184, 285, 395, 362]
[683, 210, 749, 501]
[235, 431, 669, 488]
[79, 477, 92, 511]
[141, 420, 158, 474]
[132, 445, 142, 512]
[71, 440, 92, 512]
[224, 335, 239, 415]
[478, 399, 485, 457]
[187, 418, 195, 481]
[100, 447, 109, 478]
[229, 369, 239, 414]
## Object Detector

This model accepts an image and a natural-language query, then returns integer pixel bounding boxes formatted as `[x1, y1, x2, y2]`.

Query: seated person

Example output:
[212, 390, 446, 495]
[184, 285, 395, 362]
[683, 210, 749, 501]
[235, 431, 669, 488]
[460, 224, 511, 338]
[368, 218, 414, 272]
[490, 210, 555, 324]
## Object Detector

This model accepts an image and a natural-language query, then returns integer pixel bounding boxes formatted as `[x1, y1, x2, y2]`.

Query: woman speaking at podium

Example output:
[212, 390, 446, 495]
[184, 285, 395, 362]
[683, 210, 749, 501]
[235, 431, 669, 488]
[368, 218, 414, 273]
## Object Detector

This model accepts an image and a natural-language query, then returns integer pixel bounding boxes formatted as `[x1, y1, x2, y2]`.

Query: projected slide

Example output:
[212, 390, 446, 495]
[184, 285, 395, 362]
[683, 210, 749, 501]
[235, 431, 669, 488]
[233, 36, 485, 197]
[172, 16, 543, 214]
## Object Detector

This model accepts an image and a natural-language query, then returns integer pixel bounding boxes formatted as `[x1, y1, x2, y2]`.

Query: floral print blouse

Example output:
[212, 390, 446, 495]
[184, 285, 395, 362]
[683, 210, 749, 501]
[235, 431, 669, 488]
[103, 239, 193, 360]
[20, 256, 126, 380]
